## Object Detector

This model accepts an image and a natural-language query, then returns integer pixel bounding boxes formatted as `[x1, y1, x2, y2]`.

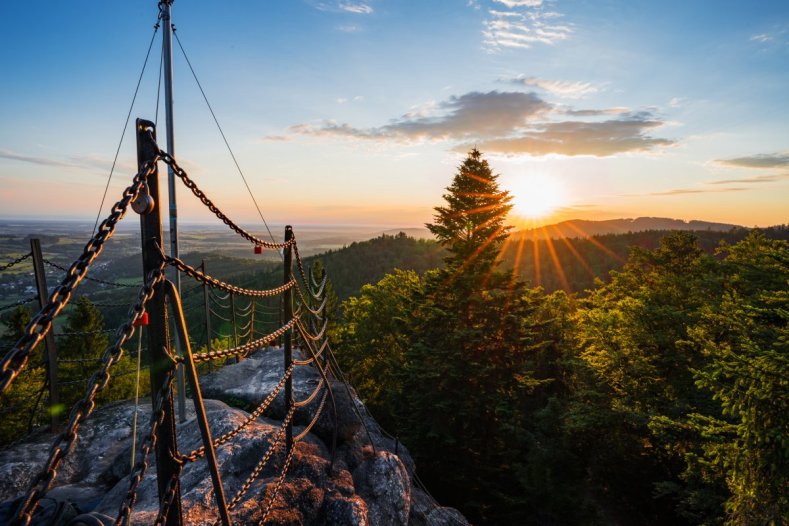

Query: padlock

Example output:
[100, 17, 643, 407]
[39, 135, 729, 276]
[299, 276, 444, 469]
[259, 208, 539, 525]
[132, 183, 155, 215]
[133, 312, 149, 327]
[254, 245, 263, 254]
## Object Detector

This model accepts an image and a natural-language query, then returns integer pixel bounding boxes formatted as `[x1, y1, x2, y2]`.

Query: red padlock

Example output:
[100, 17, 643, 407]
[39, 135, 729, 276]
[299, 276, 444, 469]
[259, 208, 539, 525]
[133, 312, 149, 327]
[254, 245, 263, 254]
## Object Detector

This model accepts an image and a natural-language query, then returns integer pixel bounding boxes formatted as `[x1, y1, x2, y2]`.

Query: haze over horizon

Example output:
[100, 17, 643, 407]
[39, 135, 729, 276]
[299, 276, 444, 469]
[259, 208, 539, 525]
[1, 0, 787, 229]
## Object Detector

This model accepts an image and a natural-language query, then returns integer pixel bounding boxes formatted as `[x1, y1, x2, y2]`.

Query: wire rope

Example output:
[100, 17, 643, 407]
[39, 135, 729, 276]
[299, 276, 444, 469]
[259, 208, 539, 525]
[91, 19, 161, 236]
[172, 28, 280, 252]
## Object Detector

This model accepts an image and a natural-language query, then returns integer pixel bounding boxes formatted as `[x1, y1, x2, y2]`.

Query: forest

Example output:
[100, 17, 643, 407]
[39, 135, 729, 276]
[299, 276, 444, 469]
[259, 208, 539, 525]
[1, 150, 787, 524]
[330, 151, 788, 524]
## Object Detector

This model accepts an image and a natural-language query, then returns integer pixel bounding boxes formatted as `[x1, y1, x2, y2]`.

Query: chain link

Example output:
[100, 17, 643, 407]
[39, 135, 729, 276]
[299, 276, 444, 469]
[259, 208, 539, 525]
[258, 443, 297, 525]
[153, 466, 183, 526]
[10, 266, 165, 526]
[43, 259, 140, 288]
[0, 160, 157, 398]
[165, 253, 295, 298]
[115, 366, 176, 526]
[55, 328, 115, 337]
[0, 296, 38, 313]
[186, 318, 296, 363]
[158, 153, 293, 250]
[293, 387, 329, 442]
[177, 364, 295, 463]
[0, 252, 32, 272]
[220, 405, 296, 520]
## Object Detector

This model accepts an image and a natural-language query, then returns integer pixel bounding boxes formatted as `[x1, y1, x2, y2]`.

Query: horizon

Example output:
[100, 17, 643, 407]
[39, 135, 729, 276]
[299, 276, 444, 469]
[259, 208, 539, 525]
[1, 1, 788, 229]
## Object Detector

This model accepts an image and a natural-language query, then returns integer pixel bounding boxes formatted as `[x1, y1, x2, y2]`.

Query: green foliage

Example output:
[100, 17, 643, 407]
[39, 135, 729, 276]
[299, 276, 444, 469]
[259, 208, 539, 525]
[687, 233, 789, 524]
[428, 148, 512, 271]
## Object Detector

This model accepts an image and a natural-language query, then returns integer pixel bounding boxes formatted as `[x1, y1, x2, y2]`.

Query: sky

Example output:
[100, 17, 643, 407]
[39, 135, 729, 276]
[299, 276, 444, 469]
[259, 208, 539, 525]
[0, 0, 787, 231]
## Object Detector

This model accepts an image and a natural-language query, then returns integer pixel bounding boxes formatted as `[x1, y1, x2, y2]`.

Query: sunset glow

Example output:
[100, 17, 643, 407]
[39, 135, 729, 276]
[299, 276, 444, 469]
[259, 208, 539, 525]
[508, 174, 566, 219]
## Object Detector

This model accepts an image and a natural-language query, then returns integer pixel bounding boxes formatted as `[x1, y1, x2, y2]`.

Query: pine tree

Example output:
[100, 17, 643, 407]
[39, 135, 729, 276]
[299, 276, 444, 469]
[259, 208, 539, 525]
[428, 148, 513, 274]
[399, 149, 567, 523]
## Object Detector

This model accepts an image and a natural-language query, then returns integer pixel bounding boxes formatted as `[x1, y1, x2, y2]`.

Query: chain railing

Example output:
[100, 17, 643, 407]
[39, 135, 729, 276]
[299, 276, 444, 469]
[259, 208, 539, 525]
[0, 119, 338, 526]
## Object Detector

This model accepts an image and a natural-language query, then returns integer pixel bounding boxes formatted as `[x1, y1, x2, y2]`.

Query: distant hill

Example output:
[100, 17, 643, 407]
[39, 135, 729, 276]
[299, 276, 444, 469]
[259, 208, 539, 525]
[515, 217, 743, 240]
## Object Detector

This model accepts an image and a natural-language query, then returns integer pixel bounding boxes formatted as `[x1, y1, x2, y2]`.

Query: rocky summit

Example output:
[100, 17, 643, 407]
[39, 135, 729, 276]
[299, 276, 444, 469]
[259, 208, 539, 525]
[0, 348, 469, 525]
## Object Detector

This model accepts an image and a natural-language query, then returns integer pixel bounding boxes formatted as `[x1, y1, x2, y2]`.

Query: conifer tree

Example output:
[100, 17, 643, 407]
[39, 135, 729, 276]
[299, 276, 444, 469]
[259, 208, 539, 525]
[428, 148, 513, 274]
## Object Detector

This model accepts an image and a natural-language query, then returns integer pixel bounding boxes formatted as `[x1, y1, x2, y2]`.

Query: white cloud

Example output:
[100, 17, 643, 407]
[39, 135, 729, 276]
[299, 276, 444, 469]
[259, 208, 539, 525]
[750, 33, 772, 42]
[339, 2, 373, 14]
[310, 1, 373, 15]
[283, 90, 674, 157]
[493, 0, 543, 7]
[483, 3, 572, 51]
[504, 75, 598, 98]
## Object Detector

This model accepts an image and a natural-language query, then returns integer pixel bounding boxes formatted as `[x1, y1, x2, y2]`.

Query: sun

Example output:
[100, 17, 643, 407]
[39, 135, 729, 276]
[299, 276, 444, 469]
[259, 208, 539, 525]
[506, 173, 566, 219]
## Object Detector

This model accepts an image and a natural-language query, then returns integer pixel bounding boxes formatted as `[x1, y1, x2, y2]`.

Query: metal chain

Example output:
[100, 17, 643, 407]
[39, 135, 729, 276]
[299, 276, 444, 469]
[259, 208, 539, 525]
[115, 366, 176, 526]
[293, 281, 325, 318]
[257, 443, 297, 525]
[153, 466, 183, 526]
[297, 318, 328, 342]
[165, 253, 295, 298]
[186, 318, 296, 363]
[43, 259, 140, 289]
[0, 160, 157, 397]
[158, 153, 293, 250]
[221, 406, 296, 518]
[10, 266, 165, 526]
[0, 296, 38, 313]
[177, 364, 295, 463]
[294, 388, 329, 441]
[55, 328, 115, 337]
[0, 253, 32, 272]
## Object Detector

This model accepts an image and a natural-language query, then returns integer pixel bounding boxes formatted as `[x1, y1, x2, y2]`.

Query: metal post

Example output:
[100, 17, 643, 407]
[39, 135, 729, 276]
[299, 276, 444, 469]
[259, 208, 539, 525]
[283, 226, 294, 453]
[29, 238, 59, 432]
[160, 0, 186, 423]
[201, 260, 212, 373]
[136, 118, 183, 526]
[164, 281, 231, 526]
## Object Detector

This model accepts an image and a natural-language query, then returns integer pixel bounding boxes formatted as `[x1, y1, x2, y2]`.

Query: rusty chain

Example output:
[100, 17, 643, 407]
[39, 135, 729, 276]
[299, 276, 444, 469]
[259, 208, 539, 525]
[164, 253, 295, 298]
[153, 466, 183, 526]
[293, 377, 326, 409]
[293, 282, 327, 318]
[0, 253, 32, 272]
[177, 364, 295, 463]
[42, 259, 140, 288]
[292, 339, 328, 367]
[0, 296, 38, 313]
[185, 318, 297, 363]
[158, 152, 293, 250]
[11, 265, 165, 526]
[293, 387, 329, 442]
[220, 405, 296, 520]
[0, 159, 158, 397]
[115, 366, 176, 526]
[258, 443, 297, 525]
[297, 318, 328, 342]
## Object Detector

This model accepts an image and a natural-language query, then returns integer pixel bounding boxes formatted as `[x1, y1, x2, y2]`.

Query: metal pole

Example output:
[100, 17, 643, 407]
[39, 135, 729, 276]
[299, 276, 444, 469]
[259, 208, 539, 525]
[161, 0, 187, 422]
[202, 260, 212, 373]
[164, 281, 231, 526]
[29, 238, 59, 432]
[137, 119, 183, 526]
[283, 226, 294, 453]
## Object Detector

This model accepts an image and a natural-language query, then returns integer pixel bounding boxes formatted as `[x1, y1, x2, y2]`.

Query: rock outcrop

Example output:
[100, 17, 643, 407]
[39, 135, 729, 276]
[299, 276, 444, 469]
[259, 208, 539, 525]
[0, 346, 469, 525]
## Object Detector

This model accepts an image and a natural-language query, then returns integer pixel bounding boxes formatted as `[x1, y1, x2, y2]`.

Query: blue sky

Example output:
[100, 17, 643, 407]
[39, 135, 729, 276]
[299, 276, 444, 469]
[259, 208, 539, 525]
[1, 0, 787, 229]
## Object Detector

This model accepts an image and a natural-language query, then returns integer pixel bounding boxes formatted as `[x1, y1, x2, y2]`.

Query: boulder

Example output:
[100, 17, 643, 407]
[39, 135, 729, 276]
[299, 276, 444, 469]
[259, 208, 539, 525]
[0, 345, 468, 526]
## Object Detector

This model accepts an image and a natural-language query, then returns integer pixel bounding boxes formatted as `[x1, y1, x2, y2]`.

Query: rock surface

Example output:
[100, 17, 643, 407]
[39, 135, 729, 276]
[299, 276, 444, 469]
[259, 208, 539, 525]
[0, 346, 468, 525]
